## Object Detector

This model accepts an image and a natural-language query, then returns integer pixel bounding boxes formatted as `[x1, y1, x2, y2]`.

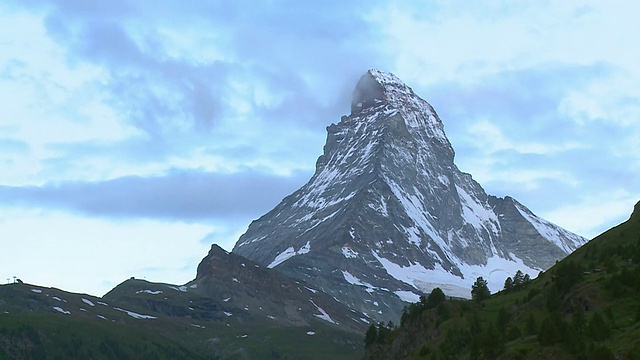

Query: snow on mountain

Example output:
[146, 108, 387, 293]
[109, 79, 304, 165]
[267, 241, 311, 268]
[233, 69, 587, 322]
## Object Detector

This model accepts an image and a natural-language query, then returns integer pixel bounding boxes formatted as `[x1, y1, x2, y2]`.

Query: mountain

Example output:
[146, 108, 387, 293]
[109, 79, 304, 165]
[364, 200, 640, 359]
[233, 69, 587, 322]
[0, 246, 367, 359]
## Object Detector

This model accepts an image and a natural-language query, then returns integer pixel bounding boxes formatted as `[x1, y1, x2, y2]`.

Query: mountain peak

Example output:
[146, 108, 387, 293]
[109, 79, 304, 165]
[367, 68, 407, 88]
[349, 69, 449, 147]
[234, 70, 587, 322]
[351, 69, 412, 114]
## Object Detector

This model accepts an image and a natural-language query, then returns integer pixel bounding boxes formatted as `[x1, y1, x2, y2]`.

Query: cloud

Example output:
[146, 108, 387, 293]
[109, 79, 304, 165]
[0, 169, 310, 222]
[421, 64, 614, 178]
[1, 0, 386, 187]
[543, 190, 639, 239]
[35, 0, 380, 138]
[0, 138, 30, 153]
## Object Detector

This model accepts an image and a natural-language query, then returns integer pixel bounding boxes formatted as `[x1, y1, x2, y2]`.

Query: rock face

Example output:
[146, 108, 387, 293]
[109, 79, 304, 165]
[233, 69, 587, 322]
[186, 244, 369, 333]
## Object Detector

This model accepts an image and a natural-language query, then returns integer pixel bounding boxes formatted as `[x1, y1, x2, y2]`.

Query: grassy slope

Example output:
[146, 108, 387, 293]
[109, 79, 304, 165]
[366, 202, 640, 360]
[0, 312, 206, 360]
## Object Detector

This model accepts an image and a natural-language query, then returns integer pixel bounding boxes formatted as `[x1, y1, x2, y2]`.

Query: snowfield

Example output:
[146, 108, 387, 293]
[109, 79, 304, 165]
[373, 250, 540, 298]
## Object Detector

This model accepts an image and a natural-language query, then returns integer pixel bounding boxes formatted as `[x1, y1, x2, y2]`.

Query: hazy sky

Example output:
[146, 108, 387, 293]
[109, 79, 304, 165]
[1, 1, 639, 296]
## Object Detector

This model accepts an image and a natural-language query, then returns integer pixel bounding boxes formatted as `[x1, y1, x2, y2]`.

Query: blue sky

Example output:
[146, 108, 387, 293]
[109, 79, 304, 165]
[1, 1, 639, 296]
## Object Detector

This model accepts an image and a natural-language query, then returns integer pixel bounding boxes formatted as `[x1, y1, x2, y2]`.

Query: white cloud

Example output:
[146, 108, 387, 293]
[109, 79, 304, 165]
[542, 190, 640, 239]
[462, 120, 583, 156]
[371, 2, 640, 85]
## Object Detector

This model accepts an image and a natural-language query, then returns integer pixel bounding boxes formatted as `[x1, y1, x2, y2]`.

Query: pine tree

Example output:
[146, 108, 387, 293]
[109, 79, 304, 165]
[513, 270, 524, 287]
[426, 287, 446, 309]
[364, 323, 377, 345]
[471, 277, 490, 302]
[503, 277, 513, 291]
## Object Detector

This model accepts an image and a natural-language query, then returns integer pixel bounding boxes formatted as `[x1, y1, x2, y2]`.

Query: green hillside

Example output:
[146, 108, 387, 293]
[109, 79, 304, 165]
[0, 280, 363, 359]
[0, 312, 206, 360]
[364, 201, 640, 360]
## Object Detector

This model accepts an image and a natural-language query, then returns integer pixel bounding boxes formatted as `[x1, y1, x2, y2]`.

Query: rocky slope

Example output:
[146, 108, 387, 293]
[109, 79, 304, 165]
[233, 69, 587, 322]
[188, 244, 369, 333]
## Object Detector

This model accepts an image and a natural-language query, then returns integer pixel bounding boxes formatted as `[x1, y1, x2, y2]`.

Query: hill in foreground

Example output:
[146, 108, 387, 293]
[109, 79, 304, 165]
[364, 201, 640, 359]
[0, 245, 366, 359]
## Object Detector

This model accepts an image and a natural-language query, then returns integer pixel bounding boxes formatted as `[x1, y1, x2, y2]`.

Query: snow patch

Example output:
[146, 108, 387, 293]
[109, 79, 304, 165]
[136, 290, 163, 295]
[168, 285, 187, 292]
[114, 307, 157, 319]
[310, 300, 337, 324]
[394, 290, 421, 303]
[307, 331, 316, 335]
[298, 241, 311, 254]
[405, 226, 422, 246]
[305, 286, 318, 294]
[52, 306, 70, 315]
[437, 174, 450, 187]
[456, 185, 501, 235]
[81, 298, 95, 307]
[268, 241, 311, 268]
[341, 247, 359, 259]
[342, 270, 377, 293]
[30, 289, 42, 293]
